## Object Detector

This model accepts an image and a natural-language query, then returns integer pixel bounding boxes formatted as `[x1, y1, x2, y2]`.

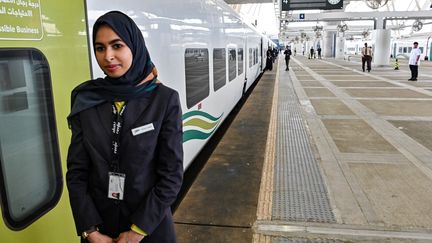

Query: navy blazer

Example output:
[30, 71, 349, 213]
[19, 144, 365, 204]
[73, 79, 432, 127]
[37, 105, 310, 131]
[66, 84, 183, 242]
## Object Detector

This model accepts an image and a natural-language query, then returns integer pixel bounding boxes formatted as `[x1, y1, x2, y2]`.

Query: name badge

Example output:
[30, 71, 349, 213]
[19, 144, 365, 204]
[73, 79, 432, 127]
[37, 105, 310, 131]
[131, 123, 154, 136]
[108, 172, 125, 200]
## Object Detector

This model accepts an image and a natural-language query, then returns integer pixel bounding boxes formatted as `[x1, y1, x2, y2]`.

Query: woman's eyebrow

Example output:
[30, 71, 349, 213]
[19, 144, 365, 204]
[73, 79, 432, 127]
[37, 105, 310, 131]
[94, 38, 123, 46]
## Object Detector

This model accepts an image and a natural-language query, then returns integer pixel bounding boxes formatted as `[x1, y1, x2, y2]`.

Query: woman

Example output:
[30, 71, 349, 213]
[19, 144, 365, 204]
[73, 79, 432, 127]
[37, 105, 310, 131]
[66, 11, 183, 243]
[265, 48, 273, 71]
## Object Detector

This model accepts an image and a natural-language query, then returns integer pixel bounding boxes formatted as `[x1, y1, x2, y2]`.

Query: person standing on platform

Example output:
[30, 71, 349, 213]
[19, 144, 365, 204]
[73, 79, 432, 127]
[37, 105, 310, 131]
[283, 46, 292, 71]
[272, 48, 278, 63]
[265, 47, 273, 71]
[408, 41, 422, 81]
[309, 46, 314, 59]
[361, 43, 373, 72]
[317, 46, 322, 59]
[66, 11, 183, 243]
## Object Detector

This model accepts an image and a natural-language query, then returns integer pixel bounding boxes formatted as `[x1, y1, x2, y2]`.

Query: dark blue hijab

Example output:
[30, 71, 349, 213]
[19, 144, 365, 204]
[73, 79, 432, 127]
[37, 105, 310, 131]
[68, 11, 157, 125]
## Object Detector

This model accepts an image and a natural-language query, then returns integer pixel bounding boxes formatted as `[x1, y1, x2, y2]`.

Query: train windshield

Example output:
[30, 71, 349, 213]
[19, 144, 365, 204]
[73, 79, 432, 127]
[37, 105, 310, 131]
[0, 49, 62, 230]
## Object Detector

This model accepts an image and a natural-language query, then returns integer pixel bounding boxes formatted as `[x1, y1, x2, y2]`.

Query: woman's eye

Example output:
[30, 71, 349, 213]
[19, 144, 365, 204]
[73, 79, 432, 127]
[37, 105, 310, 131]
[95, 46, 105, 52]
[113, 43, 122, 49]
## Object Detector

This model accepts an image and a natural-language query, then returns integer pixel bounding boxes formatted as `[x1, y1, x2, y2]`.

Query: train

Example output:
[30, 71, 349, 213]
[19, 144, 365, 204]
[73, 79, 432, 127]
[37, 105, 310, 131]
[390, 39, 430, 60]
[345, 38, 432, 60]
[0, 0, 275, 241]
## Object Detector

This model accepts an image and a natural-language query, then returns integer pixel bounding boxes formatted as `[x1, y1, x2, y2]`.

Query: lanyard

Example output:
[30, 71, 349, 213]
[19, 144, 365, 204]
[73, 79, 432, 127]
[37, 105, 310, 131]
[108, 77, 158, 171]
[111, 103, 126, 172]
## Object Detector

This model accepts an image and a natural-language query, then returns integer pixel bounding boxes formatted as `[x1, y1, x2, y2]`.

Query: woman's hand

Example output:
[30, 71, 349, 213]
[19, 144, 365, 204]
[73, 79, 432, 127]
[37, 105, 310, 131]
[116, 230, 145, 243]
[87, 231, 116, 243]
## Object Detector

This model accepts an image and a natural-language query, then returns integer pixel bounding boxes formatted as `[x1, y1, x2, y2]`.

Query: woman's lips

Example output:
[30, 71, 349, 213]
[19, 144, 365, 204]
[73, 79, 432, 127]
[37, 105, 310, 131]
[105, 64, 120, 72]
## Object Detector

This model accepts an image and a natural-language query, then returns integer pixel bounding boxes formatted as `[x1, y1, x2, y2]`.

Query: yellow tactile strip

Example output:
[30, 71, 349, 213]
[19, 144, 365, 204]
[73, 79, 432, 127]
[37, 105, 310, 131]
[255, 59, 279, 222]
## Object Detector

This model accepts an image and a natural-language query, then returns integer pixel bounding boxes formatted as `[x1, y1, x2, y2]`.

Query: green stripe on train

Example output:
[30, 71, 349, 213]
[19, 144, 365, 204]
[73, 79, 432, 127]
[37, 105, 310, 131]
[182, 110, 222, 121]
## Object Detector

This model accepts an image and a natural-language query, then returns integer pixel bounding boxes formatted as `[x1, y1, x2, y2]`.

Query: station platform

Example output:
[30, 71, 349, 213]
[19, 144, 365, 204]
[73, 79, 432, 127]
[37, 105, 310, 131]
[174, 55, 432, 242]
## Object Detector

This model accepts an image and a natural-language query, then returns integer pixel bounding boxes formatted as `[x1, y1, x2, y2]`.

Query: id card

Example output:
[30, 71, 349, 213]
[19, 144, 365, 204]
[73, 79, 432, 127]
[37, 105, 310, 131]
[108, 172, 126, 200]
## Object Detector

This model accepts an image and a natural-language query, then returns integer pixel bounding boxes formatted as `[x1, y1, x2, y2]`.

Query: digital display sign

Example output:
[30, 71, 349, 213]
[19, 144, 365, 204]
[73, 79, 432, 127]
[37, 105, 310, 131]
[281, 0, 343, 11]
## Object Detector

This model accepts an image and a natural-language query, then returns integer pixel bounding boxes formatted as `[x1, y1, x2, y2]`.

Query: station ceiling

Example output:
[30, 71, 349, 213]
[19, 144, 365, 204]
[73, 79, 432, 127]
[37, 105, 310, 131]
[225, 0, 432, 42]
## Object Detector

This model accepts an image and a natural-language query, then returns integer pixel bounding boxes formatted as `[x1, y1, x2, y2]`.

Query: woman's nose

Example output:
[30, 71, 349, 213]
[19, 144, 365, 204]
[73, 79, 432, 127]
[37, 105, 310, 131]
[105, 49, 114, 61]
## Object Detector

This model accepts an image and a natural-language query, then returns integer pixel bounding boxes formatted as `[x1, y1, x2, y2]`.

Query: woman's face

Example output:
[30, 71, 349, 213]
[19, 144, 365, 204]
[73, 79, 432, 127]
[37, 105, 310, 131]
[94, 25, 133, 78]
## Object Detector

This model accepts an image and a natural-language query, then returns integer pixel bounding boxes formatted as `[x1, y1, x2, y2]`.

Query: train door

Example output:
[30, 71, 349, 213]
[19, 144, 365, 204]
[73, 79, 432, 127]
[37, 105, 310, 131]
[260, 38, 263, 71]
[243, 38, 248, 94]
[430, 41, 432, 60]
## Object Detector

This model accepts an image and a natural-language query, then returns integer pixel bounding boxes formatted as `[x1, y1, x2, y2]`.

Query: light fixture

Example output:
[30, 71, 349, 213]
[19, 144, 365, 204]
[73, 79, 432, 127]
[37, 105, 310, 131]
[364, 0, 389, 9]
[412, 20, 423, 32]
[337, 23, 348, 32]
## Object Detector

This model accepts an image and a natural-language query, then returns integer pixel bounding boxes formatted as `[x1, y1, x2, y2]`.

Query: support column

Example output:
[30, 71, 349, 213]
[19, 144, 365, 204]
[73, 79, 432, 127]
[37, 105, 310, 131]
[304, 41, 310, 55]
[323, 31, 335, 58]
[294, 43, 302, 56]
[372, 29, 391, 66]
[316, 39, 322, 49]
[307, 40, 314, 58]
[335, 36, 345, 59]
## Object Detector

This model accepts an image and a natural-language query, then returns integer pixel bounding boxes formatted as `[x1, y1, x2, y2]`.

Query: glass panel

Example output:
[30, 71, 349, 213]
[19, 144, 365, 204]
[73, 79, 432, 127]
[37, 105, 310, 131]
[252, 49, 256, 65]
[0, 49, 62, 230]
[238, 48, 243, 75]
[249, 48, 252, 68]
[185, 48, 209, 108]
[213, 48, 226, 92]
[228, 48, 236, 81]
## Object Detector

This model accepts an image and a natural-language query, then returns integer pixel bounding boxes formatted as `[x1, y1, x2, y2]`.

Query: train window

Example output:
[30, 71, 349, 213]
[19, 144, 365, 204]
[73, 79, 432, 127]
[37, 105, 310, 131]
[403, 47, 407, 53]
[399, 47, 403, 53]
[228, 48, 237, 81]
[419, 47, 424, 53]
[0, 49, 62, 230]
[238, 48, 244, 75]
[213, 48, 226, 91]
[249, 48, 253, 68]
[185, 48, 209, 108]
[252, 49, 256, 65]
[256, 48, 259, 64]
[408, 47, 412, 53]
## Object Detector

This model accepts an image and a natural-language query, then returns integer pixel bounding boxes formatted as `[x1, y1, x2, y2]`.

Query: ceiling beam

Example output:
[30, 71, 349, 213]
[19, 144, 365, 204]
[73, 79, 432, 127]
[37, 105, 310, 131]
[283, 10, 432, 22]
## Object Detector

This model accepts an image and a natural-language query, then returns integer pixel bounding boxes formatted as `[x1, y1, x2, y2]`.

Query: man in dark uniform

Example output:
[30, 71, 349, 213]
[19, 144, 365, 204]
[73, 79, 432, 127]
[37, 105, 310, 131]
[283, 46, 292, 71]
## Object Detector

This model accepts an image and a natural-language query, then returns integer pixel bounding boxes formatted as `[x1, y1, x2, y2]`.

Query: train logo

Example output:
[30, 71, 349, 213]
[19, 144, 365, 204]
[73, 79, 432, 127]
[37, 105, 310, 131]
[182, 111, 223, 142]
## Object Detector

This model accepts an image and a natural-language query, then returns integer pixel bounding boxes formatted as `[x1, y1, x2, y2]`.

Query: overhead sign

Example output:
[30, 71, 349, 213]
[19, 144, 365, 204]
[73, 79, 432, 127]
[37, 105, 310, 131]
[0, 0, 43, 40]
[282, 0, 343, 11]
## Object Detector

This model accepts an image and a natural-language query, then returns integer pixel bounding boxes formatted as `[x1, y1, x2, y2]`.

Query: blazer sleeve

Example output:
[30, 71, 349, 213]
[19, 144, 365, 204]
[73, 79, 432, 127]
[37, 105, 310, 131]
[66, 115, 103, 235]
[130, 90, 184, 234]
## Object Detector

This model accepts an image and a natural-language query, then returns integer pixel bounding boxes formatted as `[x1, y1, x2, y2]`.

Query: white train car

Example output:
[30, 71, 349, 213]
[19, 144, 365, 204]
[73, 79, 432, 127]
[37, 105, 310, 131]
[0, 0, 273, 241]
[345, 40, 363, 55]
[86, 0, 272, 168]
[391, 39, 428, 60]
[347, 38, 430, 60]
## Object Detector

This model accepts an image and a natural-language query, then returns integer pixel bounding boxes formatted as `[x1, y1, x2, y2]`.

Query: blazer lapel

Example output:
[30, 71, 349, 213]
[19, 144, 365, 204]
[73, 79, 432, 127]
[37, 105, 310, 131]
[96, 102, 113, 137]
[123, 92, 155, 132]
